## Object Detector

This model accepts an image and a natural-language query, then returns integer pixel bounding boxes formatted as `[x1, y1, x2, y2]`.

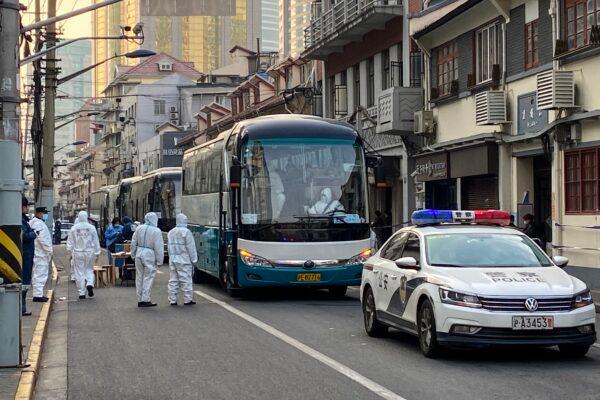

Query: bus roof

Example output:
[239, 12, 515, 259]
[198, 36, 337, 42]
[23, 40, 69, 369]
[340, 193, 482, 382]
[140, 167, 181, 178]
[90, 184, 118, 195]
[237, 114, 357, 141]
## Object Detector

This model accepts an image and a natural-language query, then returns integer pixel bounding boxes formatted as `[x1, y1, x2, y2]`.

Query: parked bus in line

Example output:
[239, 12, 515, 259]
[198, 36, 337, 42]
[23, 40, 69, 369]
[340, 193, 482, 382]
[182, 115, 373, 297]
[126, 167, 182, 232]
[88, 185, 117, 246]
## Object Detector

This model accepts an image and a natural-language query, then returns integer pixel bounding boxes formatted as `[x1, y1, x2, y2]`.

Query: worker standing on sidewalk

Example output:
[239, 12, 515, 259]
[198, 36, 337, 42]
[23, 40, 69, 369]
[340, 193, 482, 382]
[29, 206, 53, 302]
[130, 212, 164, 308]
[21, 196, 36, 316]
[67, 211, 101, 300]
[167, 213, 197, 306]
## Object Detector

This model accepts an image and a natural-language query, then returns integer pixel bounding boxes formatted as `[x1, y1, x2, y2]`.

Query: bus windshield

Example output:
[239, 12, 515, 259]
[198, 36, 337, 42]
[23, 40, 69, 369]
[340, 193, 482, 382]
[241, 138, 367, 224]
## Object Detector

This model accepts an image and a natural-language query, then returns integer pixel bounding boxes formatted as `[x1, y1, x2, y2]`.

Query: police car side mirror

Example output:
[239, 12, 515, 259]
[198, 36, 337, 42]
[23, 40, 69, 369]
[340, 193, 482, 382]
[395, 257, 420, 270]
[552, 256, 569, 268]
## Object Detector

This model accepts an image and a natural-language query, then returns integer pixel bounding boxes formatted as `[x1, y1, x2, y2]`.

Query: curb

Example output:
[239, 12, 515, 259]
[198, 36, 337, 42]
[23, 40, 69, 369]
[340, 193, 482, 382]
[14, 262, 58, 400]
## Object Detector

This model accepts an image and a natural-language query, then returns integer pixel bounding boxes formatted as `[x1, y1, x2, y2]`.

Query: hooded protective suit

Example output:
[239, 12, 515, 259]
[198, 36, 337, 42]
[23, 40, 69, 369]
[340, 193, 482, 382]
[29, 215, 53, 298]
[130, 212, 164, 303]
[308, 188, 345, 215]
[167, 214, 198, 304]
[66, 211, 101, 297]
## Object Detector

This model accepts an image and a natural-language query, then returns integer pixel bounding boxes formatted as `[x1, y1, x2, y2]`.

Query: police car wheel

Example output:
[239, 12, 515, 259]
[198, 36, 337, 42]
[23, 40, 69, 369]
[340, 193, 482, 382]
[328, 286, 347, 298]
[362, 286, 388, 337]
[558, 344, 591, 358]
[418, 299, 440, 358]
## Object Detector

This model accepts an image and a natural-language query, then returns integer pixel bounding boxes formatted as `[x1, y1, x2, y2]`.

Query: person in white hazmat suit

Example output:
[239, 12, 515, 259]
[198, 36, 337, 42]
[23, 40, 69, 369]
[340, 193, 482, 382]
[66, 211, 101, 299]
[130, 212, 164, 307]
[167, 213, 198, 306]
[29, 206, 53, 302]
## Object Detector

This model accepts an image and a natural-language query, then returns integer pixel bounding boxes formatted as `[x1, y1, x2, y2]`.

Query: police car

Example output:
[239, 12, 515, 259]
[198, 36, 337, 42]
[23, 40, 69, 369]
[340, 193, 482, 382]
[360, 210, 596, 357]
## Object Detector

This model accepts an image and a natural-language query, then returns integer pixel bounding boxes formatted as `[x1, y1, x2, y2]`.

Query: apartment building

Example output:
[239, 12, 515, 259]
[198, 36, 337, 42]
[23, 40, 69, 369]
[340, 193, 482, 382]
[91, 0, 275, 96]
[100, 53, 203, 183]
[409, 0, 600, 288]
[302, 0, 423, 226]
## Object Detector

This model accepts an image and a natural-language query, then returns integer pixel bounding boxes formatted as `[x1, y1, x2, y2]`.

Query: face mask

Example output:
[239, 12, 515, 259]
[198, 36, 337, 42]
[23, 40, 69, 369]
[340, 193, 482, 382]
[42, 214, 49, 222]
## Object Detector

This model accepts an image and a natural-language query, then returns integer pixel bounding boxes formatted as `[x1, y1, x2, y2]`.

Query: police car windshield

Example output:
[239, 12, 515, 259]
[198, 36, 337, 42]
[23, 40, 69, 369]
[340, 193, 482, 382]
[425, 233, 553, 268]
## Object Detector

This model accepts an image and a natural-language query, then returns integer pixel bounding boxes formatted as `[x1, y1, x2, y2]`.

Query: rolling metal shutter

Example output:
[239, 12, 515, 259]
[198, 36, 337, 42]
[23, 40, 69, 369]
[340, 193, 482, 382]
[461, 176, 499, 210]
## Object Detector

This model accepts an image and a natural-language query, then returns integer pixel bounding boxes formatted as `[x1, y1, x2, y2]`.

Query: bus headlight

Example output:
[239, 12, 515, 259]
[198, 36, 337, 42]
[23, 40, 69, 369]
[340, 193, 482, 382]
[346, 249, 372, 265]
[239, 250, 272, 267]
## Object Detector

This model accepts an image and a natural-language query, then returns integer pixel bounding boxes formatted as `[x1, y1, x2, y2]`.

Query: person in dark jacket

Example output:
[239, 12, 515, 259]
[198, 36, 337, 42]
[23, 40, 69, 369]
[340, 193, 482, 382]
[122, 216, 134, 241]
[21, 196, 37, 316]
[53, 218, 62, 244]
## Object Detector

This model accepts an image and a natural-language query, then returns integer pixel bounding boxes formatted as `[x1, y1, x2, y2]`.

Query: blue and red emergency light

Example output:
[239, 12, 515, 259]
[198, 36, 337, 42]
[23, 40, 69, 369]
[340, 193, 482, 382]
[411, 209, 511, 226]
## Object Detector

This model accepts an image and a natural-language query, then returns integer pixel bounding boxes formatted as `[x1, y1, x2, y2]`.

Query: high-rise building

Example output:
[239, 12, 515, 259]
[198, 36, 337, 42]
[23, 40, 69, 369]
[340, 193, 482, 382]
[92, 0, 277, 96]
[279, 0, 312, 57]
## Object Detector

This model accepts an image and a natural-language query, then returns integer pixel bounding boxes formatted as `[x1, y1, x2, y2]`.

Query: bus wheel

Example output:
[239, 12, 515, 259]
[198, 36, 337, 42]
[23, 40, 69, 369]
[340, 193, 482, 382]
[328, 286, 348, 298]
[193, 267, 205, 284]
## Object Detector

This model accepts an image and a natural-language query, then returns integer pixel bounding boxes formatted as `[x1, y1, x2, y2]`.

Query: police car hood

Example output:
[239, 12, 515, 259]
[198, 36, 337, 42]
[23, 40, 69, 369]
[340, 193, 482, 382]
[429, 267, 586, 297]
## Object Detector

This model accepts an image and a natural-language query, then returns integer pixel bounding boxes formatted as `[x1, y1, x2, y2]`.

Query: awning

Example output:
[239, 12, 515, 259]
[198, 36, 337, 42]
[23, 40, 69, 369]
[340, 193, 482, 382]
[504, 109, 600, 143]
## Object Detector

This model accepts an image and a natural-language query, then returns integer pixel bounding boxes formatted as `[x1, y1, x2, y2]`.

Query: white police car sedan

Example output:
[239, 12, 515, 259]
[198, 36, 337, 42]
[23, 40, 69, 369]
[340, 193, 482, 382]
[361, 210, 596, 358]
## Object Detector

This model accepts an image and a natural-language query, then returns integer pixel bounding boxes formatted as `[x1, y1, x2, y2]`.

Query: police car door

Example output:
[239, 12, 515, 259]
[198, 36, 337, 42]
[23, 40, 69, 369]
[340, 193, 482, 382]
[374, 232, 409, 312]
[385, 232, 423, 323]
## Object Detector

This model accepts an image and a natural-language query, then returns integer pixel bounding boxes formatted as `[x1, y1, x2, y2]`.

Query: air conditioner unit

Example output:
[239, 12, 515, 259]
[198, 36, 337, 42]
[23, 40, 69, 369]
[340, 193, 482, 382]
[475, 90, 507, 125]
[170, 120, 178, 126]
[414, 110, 434, 134]
[169, 112, 178, 120]
[169, 106, 178, 113]
[537, 70, 575, 110]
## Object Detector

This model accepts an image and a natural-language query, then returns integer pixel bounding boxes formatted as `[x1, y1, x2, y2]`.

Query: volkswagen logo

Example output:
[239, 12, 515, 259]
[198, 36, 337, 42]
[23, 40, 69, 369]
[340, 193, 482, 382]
[303, 260, 315, 270]
[524, 298, 539, 312]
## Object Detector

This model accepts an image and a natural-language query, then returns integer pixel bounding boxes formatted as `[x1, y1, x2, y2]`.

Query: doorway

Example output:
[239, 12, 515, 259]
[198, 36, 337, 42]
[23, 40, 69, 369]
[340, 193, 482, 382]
[533, 155, 552, 244]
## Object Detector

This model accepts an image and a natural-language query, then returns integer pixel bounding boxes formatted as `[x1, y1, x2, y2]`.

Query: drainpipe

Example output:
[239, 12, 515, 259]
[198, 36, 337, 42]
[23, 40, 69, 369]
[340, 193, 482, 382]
[549, 0, 563, 256]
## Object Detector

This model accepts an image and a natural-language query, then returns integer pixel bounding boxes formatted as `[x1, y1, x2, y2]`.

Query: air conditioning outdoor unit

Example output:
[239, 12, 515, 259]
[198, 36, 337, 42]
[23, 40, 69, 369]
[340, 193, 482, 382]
[169, 112, 178, 120]
[169, 106, 178, 113]
[170, 120, 178, 126]
[537, 70, 575, 110]
[414, 110, 434, 134]
[475, 90, 507, 125]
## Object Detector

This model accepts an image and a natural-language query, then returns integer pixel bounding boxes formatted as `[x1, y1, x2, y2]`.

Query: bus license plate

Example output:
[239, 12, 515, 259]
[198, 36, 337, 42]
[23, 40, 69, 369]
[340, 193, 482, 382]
[512, 316, 554, 330]
[297, 273, 321, 282]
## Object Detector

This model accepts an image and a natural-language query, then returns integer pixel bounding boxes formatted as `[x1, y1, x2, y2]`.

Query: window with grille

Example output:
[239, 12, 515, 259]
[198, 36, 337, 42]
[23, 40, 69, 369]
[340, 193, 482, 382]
[153, 100, 166, 115]
[353, 64, 361, 109]
[382, 49, 391, 90]
[565, 0, 600, 50]
[475, 22, 504, 84]
[437, 41, 458, 96]
[565, 148, 600, 213]
[367, 57, 375, 107]
[525, 20, 539, 70]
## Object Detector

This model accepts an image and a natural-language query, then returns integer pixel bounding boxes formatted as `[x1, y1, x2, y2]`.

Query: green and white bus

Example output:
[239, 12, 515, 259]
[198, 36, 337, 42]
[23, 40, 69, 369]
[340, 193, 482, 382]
[182, 115, 373, 296]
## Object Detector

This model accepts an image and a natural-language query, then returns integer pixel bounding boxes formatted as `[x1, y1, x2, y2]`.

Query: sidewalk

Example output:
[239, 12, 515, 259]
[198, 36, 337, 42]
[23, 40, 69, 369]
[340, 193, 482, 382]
[0, 247, 57, 400]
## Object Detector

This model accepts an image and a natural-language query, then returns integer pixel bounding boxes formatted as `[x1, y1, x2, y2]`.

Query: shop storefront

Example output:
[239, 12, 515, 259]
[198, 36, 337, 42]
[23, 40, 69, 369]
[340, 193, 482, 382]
[415, 141, 499, 210]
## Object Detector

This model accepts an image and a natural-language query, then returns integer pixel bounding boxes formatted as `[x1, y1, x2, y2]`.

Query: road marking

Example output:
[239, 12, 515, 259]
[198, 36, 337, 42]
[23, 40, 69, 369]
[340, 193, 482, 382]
[593, 343, 600, 350]
[156, 269, 164, 274]
[194, 289, 407, 400]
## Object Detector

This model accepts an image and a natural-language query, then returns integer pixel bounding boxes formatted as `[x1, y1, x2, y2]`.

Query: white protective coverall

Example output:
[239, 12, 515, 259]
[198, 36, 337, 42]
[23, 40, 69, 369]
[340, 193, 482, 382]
[167, 213, 198, 304]
[130, 212, 164, 303]
[29, 216, 53, 297]
[66, 211, 101, 296]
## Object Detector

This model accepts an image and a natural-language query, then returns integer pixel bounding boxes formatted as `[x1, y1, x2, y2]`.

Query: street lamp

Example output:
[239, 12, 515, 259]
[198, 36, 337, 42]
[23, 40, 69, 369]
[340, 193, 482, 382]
[54, 140, 87, 154]
[57, 49, 156, 86]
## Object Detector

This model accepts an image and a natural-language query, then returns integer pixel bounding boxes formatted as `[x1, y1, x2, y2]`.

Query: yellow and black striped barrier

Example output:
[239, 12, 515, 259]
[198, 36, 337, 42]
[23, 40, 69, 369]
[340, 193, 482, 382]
[0, 225, 22, 283]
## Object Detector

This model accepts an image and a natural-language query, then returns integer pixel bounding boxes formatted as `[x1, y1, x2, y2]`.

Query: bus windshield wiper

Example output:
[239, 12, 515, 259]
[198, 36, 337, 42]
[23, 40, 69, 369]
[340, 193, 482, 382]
[292, 214, 348, 224]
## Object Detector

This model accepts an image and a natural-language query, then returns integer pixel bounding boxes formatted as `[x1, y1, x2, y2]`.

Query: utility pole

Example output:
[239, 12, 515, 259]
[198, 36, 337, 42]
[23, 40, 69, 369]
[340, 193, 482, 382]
[40, 0, 57, 229]
[0, 0, 24, 283]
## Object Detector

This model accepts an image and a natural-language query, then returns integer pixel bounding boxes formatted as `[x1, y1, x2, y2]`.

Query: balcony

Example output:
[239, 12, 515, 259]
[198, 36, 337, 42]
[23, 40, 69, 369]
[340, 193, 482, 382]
[304, 0, 403, 59]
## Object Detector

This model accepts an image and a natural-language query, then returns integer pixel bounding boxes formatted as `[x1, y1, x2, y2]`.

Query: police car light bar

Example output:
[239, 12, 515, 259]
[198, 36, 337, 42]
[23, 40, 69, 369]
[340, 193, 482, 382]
[411, 209, 510, 226]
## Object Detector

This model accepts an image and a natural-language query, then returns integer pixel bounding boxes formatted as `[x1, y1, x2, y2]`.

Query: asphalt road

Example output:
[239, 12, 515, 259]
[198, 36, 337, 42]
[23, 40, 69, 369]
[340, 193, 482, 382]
[62, 251, 600, 400]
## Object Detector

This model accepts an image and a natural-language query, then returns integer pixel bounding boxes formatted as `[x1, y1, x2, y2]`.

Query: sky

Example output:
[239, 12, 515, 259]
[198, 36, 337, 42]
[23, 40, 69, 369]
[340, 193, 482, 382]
[22, 0, 93, 38]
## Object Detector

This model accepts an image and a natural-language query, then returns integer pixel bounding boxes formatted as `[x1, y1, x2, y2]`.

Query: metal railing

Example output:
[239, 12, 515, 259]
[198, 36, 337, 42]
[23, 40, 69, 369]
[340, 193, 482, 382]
[304, 0, 401, 49]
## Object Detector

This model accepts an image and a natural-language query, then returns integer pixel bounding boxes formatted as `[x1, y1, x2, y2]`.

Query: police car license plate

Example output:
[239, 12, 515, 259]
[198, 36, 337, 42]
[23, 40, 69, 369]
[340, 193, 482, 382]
[512, 316, 554, 330]
[297, 273, 321, 282]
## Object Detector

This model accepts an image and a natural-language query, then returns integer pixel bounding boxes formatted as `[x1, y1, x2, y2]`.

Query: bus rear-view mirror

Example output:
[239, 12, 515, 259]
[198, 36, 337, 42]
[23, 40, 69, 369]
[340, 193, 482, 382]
[230, 165, 241, 189]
